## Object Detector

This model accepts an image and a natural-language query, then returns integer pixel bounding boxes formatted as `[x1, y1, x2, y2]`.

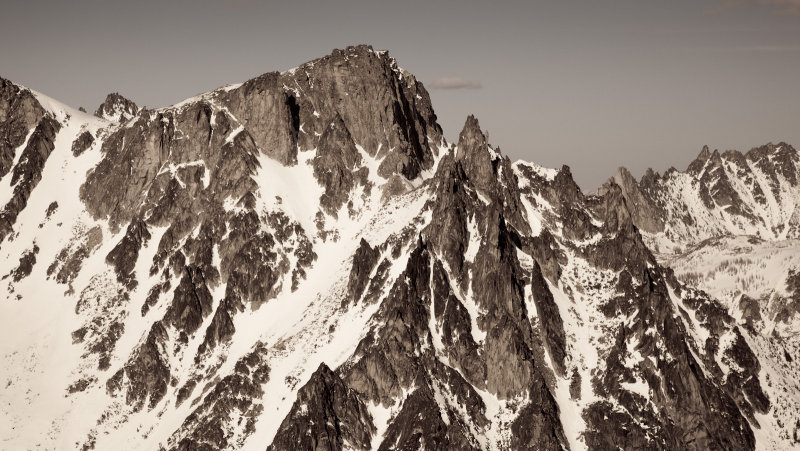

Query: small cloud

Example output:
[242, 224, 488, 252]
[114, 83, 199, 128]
[430, 77, 482, 90]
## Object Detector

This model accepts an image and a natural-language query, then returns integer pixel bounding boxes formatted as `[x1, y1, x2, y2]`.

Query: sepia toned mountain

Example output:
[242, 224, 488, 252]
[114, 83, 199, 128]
[1, 45, 798, 450]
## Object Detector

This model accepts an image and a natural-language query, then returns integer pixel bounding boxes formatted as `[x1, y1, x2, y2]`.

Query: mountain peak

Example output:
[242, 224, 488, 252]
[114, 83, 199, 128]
[614, 165, 634, 180]
[455, 115, 496, 192]
[746, 141, 796, 159]
[332, 44, 383, 60]
[699, 144, 711, 159]
[457, 115, 486, 152]
[687, 144, 713, 173]
[461, 114, 481, 134]
[709, 148, 724, 166]
[94, 92, 138, 122]
[221, 45, 441, 178]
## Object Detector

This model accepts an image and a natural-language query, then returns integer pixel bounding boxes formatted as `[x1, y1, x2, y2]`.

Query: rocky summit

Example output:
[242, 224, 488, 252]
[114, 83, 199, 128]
[1, 45, 799, 450]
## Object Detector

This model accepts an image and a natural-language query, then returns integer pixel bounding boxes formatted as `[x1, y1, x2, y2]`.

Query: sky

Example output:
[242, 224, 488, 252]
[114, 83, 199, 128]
[1, 0, 799, 190]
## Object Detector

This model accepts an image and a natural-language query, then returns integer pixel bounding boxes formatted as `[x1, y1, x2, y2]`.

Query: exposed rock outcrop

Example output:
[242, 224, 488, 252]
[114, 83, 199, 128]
[107, 321, 171, 412]
[71, 130, 94, 156]
[0, 78, 45, 179]
[0, 115, 61, 242]
[269, 363, 374, 451]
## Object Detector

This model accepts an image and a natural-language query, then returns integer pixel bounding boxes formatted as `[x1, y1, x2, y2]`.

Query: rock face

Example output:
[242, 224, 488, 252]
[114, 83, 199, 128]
[0, 77, 45, 179]
[218, 44, 443, 180]
[269, 363, 374, 451]
[0, 46, 797, 451]
[601, 166, 664, 234]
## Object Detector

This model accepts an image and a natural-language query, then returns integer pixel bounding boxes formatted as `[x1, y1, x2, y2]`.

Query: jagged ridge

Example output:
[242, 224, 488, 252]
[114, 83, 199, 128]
[0, 46, 797, 450]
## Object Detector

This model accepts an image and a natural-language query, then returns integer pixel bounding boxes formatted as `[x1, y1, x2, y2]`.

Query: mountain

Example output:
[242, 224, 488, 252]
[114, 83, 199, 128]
[1, 45, 798, 450]
[608, 144, 800, 449]
[604, 143, 800, 254]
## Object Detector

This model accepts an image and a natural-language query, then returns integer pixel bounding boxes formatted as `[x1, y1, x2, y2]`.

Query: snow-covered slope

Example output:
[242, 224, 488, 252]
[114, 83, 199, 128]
[1, 46, 798, 450]
[669, 236, 800, 333]
[665, 235, 800, 449]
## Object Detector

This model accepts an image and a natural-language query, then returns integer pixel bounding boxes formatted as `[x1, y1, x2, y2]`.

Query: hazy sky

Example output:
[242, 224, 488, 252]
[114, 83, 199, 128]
[2, 0, 799, 189]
